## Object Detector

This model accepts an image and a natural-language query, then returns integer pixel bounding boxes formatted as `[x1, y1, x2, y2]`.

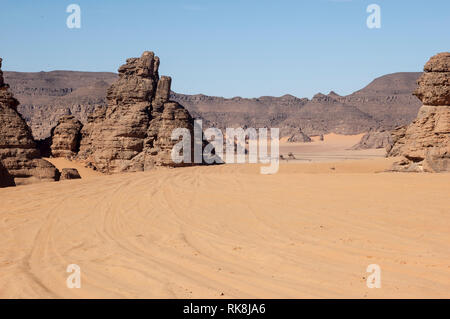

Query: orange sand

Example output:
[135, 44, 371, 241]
[0, 157, 449, 298]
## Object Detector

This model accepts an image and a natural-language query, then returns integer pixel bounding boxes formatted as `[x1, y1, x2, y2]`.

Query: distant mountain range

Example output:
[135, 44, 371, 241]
[3, 71, 422, 140]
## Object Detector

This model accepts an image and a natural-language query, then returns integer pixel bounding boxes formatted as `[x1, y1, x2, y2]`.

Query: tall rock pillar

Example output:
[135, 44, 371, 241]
[388, 52, 450, 172]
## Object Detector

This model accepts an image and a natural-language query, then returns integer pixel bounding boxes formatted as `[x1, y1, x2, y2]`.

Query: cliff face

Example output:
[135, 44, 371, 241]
[388, 53, 450, 172]
[77, 52, 197, 173]
[0, 58, 59, 186]
[4, 71, 117, 139]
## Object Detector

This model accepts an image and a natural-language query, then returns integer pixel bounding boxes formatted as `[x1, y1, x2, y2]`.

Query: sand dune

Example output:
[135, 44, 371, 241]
[0, 159, 449, 298]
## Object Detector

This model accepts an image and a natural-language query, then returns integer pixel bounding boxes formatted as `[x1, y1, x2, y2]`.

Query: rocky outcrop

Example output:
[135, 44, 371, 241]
[77, 52, 198, 173]
[0, 58, 59, 185]
[60, 168, 81, 180]
[50, 115, 83, 158]
[285, 128, 312, 143]
[0, 161, 15, 187]
[413, 52, 450, 106]
[350, 130, 392, 150]
[387, 53, 450, 172]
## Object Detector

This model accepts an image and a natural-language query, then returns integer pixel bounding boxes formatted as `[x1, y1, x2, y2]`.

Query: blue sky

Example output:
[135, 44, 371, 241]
[0, 0, 449, 98]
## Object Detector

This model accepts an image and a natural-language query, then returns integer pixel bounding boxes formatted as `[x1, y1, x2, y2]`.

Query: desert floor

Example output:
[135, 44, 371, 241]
[0, 135, 449, 298]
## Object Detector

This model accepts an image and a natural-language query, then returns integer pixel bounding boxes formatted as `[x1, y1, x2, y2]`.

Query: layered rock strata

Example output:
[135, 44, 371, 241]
[387, 53, 450, 172]
[77, 52, 199, 173]
[0, 58, 59, 185]
[50, 115, 83, 158]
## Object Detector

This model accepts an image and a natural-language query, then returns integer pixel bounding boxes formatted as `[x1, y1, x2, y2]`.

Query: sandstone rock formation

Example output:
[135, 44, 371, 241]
[77, 52, 198, 173]
[0, 161, 15, 187]
[60, 168, 81, 180]
[50, 115, 83, 158]
[387, 53, 450, 172]
[350, 130, 392, 150]
[0, 58, 59, 185]
[413, 52, 450, 105]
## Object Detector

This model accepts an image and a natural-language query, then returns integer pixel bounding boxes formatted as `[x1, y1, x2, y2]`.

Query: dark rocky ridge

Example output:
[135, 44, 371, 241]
[3, 71, 422, 139]
[334, 73, 423, 128]
[172, 72, 422, 136]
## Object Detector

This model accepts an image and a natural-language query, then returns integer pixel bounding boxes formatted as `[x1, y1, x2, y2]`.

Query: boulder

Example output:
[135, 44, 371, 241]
[50, 115, 83, 158]
[60, 168, 81, 180]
